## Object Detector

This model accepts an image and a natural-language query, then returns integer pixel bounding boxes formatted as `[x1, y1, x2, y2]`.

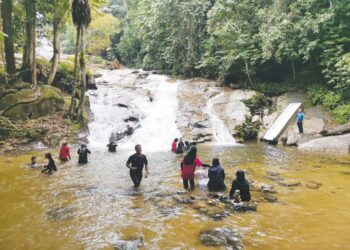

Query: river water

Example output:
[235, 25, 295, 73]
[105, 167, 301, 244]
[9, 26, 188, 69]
[0, 70, 350, 249]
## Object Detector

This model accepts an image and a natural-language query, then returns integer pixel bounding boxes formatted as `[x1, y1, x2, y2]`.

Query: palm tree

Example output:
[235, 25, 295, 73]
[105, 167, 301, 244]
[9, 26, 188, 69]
[69, 0, 91, 119]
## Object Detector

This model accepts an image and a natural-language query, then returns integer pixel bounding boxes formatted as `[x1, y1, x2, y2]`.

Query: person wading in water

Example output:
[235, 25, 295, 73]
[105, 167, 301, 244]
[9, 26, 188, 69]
[126, 144, 149, 188]
[180, 146, 203, 189]
[59, 142, 71, 162]
[77, 143, 91, 164]
[41, 153, 57, 175]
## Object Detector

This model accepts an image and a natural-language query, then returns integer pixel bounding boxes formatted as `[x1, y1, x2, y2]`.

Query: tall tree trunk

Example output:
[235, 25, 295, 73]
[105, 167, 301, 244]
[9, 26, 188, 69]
[31, 1, 36, 85]
[24, 0, 36, 85]
[291, 61, 296, 81]
[0, 32, 9, 84]
[69, 26, 81, 117]
[77, 25, 86, 119]
[1, 0, 16, 75]
[47, 21, 61, 85]
[244, 59, 254, 86]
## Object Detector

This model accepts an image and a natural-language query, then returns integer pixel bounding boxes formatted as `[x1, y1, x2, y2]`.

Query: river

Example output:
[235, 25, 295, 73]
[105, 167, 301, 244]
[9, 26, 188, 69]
[0, 69, 349, 249]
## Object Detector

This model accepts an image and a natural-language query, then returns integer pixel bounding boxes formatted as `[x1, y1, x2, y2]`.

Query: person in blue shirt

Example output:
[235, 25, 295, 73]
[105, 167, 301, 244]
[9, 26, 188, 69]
[296, 108, 304, 134]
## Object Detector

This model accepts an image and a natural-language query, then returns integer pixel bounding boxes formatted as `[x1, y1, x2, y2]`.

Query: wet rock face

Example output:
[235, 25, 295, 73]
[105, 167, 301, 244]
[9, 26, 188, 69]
[199, 228, 244, 250]
[176, 79, 257, 143]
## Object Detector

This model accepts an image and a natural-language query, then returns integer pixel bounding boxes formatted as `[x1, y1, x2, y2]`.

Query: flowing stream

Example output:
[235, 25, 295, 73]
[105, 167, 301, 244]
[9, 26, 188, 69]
[87, 70, 181, 151]
[0, 69, 350, 249]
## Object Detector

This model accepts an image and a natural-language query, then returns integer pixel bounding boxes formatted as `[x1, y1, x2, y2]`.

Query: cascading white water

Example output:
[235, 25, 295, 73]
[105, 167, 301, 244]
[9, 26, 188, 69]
[87, 70, 181, 151]
[207, 90, 238, 145]
[121, 74, 181, 151]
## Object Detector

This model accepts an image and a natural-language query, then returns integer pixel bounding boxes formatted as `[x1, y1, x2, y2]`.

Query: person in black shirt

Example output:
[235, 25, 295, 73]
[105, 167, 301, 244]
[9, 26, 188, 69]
[126, 144, 149, 188]
[77, 143, 91, 164]
[229, 170, 251, 202]
[41, 153, 57, 175]
[107, 141, 118, 152]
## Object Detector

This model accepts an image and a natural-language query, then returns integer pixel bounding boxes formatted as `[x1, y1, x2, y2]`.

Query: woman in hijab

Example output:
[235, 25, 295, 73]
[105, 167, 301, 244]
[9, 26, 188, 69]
[229, 170, 251, 201]
[180, 146, 203, 189]
[207, 158, 226, 191]
[77, 143, 91, 164]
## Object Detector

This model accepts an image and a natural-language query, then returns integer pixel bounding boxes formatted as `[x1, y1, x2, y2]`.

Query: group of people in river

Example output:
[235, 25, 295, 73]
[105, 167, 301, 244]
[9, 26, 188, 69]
[171, 138, 191, 154]
[29, 142, 91, 175]
[28, 125, 250, 203]
[125, 142, 251, 202]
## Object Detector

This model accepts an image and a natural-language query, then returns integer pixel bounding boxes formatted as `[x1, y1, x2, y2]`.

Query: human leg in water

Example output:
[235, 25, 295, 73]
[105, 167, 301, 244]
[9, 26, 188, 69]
[130, 171, 143, 188]
[183, 179, 195, 189]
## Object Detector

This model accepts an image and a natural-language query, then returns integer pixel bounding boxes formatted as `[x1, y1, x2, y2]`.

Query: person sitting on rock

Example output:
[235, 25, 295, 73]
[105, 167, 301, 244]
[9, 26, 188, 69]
[124, 124, 134, 136]
[107, 141, 118, 152]
[172, 138, 178, 152]
[229, 170, 251, 202]
[41, 153, 57, 175]
[176, 139, 184, 154]
[59, 142, 71, 162]
[207, 158, 226, 192]
[77, 143, 91, 164]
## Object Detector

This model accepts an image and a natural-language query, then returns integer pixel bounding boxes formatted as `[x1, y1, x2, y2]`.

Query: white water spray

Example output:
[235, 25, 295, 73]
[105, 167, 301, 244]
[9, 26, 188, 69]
[121, 75, 181, 151]
[207, 90, 237, 145]
[87, 70, 181, 151]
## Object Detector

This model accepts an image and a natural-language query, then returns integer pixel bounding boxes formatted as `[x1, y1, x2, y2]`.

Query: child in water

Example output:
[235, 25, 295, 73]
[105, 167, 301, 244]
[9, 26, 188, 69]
[29, 156, 40, 168]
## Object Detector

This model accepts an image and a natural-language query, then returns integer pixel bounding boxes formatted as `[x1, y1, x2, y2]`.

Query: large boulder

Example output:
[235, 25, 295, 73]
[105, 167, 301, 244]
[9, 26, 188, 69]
[298, 134, 350, 153]
[0, 85, 64, 120]
[264, 90, 333, 146]
[0, 116, 18, 140]
[216, 89, 256, 135]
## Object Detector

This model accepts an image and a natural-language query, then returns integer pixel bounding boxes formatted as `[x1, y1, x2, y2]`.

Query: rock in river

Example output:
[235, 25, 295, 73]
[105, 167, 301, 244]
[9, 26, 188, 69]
[199, 228, 244, 250]
[115, 236, 144, 250]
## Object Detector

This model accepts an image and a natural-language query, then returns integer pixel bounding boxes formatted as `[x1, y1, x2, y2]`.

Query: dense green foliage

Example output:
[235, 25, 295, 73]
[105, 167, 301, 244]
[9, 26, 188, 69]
[113, 0, 350, 123]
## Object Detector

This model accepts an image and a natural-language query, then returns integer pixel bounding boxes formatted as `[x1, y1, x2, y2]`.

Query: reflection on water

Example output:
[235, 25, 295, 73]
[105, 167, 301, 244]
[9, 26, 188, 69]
[0, 144, 350, 249]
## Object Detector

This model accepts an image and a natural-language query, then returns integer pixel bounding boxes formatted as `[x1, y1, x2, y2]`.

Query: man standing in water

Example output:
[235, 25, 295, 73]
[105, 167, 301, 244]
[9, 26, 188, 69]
[126, 144, 149, 188]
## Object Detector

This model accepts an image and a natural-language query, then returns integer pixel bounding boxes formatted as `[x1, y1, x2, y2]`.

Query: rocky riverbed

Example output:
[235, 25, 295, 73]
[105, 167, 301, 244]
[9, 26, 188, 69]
[1, 66, 349, 154]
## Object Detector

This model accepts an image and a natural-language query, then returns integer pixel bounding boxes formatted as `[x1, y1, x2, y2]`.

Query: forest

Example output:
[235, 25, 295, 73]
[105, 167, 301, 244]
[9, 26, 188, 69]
[1, 0, 350, 124]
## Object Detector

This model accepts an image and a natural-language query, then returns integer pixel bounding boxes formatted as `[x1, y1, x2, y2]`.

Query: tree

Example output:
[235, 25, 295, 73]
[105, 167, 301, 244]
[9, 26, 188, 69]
[40, 0, 70, 85]
[69, 0, 92, 120]
[1, 0, 16, 76]
[86, 13, 120, 56]
[23, 0, 37, 85]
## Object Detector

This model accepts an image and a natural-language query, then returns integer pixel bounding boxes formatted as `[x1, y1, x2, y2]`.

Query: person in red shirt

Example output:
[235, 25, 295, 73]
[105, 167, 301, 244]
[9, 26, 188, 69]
[59, 142, 71, 162]
[171, 138, 178, 152]
[180, 146, 203, 189]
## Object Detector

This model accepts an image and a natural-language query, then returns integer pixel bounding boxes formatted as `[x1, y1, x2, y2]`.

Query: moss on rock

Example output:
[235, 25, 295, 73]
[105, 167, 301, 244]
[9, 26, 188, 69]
[0, 85, 64, 120]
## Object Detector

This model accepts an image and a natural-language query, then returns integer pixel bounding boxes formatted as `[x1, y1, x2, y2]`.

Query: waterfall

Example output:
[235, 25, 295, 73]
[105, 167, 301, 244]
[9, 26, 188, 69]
[87, 70, 181, 151]
[121, 74, 181, 151]
[207, 90, 238, 145]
